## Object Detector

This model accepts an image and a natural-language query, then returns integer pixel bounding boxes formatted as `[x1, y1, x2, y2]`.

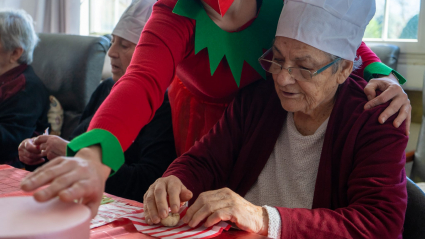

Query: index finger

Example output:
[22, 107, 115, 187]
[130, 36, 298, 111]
[154, 181, 171, 219]
[34, 135, 51, 145]
[167, 181, 185, 214]
[364, 80, 381, 101]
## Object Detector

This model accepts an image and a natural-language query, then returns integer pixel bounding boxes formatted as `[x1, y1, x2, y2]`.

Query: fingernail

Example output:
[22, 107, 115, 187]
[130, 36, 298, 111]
[171, 204, 179, 212]
[147, 218, 152, 225]
[382, 117, 386, 123]
[161, 209, 168, 218]
[152, 216, 159, 224]
[61, 190, 71, 198]
[365, 105, 371, 110]
[182, 216, 188, 224]
[21, 178, 32, 188]
[37, 190, 46, 199]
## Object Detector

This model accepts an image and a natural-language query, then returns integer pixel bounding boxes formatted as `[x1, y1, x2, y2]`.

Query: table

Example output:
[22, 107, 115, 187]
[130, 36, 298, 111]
[0, 165, 267, 239]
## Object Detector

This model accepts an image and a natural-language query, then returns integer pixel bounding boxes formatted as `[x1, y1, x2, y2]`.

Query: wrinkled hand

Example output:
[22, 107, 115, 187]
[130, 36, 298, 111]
[182, 188, 268, 236]
[143, 176, 193, 225]
[20, 146, 110, 218]
[18, 138, 45, 165]
[364, 74, 411, 135]
[34, 135, 69, 160]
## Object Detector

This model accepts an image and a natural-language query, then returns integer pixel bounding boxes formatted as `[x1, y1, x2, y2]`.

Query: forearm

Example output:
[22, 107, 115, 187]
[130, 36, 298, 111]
[87, 1, 193, 151]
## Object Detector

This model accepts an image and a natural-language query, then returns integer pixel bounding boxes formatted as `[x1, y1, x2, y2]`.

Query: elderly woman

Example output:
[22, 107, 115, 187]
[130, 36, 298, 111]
[0, 9, 49, 167]
[20, 0, 411, 219]
[18, 0, 175, 202]
[142, 1, 408, 238]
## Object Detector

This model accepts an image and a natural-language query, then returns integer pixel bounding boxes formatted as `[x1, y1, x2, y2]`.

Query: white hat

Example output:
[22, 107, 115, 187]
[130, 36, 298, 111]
[112, 0, 156, 45]
[276, 0, 376, 61]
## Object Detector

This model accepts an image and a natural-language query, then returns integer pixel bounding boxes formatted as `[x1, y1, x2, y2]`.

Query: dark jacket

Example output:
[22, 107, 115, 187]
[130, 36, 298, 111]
[164, 75, 408, 239]
[0, 65, 49, 167]
[72, 78, 176, 202]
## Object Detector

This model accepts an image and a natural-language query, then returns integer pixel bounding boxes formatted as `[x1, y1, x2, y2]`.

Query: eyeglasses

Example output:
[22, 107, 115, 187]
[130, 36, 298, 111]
[258, 48, 342, 82]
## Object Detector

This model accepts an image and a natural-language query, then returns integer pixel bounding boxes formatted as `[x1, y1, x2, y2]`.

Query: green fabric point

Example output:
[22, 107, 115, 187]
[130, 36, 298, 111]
[67, 129, 125, 176]
[173, 0, 283, 87]
[363, 62, 406, 84]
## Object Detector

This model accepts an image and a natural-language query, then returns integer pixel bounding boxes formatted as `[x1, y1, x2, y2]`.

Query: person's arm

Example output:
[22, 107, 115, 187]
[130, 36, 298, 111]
[21, 0, 195, 218]
[353, 42, 380, 79]
[355, 41, 406, 84]
[355, 41, 411, 135]
[144, 88, 246, 224]
[0, 87, 46, 164]
[163, 88, 245, 201]
[86, 0, 194, 151]
[104, 94, 177, 202]
[275, 107, 408, 239]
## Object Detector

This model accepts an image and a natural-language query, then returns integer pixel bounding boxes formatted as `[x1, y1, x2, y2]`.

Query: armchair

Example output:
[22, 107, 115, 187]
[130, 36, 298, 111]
[31, 33, 110, 140]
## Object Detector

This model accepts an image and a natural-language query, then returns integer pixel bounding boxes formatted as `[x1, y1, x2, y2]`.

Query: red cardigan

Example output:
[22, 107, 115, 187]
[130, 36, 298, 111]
[88, 0, 380, 151]
[164, 76, 407, 239]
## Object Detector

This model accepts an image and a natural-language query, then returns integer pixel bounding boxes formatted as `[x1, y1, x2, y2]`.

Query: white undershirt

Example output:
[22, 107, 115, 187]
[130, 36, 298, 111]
[244, 112, 328, 238]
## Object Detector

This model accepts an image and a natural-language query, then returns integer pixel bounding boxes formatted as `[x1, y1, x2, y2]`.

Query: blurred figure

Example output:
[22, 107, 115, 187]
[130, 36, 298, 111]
[0, 9, 49, 168]
[18, 0, 175, 202]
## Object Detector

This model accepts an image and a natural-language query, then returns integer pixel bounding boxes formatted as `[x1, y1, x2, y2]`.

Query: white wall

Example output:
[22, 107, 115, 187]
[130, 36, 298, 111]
[398, 53, 425, 91]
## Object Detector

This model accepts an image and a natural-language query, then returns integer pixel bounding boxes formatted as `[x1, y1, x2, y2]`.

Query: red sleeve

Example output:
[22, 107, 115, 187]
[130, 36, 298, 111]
[354, 41, 381, 78]
[88, 0, 194, 151]
[276, 109, 407, 239]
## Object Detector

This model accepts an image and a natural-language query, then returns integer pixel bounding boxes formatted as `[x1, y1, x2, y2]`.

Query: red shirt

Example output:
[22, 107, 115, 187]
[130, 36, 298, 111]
[89, 0, 381, 151]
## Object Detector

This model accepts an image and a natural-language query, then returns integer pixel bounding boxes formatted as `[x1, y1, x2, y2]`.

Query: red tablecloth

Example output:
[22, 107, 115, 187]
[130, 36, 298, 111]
[0, 165, 267, 239]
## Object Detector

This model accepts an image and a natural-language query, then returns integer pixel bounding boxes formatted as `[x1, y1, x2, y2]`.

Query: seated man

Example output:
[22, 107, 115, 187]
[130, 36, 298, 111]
[143, 1, 408, 238]
[18, 0, 175, 202]
[0, 9, 49, 168]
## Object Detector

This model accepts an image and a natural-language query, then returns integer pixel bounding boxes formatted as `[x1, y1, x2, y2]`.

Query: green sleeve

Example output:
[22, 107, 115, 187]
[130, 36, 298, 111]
[67, 129, 125, 176]
[363, 62, 406, 85]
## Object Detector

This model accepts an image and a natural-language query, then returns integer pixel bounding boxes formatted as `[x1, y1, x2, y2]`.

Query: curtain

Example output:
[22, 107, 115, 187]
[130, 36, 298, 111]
[0, 0, 80, 34]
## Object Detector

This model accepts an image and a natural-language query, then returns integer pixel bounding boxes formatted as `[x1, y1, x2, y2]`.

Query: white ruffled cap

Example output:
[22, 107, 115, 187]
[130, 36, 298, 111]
[276, 0, 376, 61]
[112, 0, 156, 45]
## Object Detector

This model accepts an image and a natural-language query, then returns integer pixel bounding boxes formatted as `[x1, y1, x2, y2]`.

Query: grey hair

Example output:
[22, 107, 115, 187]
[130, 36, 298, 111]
[0, 9, 39, 64]
[328, 53, 362, 74]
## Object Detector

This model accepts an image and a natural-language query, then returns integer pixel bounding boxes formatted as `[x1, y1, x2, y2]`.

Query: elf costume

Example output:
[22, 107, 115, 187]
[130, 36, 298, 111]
[68, 0, 406, 173]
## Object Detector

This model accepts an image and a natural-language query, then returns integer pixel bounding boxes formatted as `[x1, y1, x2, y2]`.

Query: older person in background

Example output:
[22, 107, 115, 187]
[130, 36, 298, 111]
[18, 0, 175, 202]
[0, 9, 49, 168]
[143, 1, 408, 238]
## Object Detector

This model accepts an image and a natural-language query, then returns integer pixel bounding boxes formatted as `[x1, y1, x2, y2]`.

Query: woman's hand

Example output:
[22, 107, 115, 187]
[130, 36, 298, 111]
[143, 176, 193, 224]
[18, 138, 45, 165]
[182, 188, 268, 236]
[364, 74, 411, 135]
[20, 145, 110, 218]
[33, 135, 69, 160]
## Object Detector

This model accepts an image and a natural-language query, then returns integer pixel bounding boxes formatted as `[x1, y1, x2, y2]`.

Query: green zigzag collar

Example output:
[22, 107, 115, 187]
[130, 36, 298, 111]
[173, 0, 283, 87]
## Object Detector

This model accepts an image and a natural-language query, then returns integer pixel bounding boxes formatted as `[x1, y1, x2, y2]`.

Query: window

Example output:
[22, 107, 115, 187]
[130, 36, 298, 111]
[364, 0, 425, 53]
[80, 0, 132, 36]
